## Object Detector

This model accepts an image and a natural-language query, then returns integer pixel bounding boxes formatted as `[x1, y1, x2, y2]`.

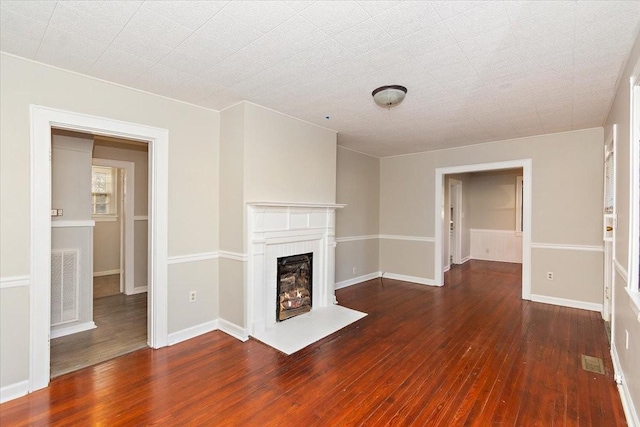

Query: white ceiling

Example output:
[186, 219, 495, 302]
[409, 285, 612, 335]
[2, 1, 640, 157]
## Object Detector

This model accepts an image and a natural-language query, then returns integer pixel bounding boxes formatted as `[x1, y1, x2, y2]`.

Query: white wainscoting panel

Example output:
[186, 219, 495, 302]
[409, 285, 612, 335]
[470, 229, 522, 263]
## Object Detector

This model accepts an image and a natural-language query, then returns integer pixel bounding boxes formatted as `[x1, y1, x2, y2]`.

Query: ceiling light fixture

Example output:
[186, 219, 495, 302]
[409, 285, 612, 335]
[372, 85, 407, 108]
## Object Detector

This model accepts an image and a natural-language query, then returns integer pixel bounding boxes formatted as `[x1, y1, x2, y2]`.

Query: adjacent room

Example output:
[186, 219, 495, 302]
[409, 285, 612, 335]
[1, 1, 640, 425]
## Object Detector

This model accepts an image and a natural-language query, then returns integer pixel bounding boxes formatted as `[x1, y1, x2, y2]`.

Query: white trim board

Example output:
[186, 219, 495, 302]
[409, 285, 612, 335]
[168, 252, 219, 264]
[50, 321, 96, 339]
[380, 234, 435, 242]
[435, 159, 532, 299]
[30, 105, 169, 395]
[531, 243, 604, 252]
[335, 272, 382, 289]
[218, 318, 249, 342]
[219, 251, 248, 262]
[0, 275, 30, 289]
[611, 342, 640, 427]
[0, 380, 29, 404]
[51, 220, 95, 228]
[93, 269, 120, 277]
[529, 294, 603, 312]
[168, 320, 218, 346]
[335, 235, 379, 243]
[382, 273, 439, 287]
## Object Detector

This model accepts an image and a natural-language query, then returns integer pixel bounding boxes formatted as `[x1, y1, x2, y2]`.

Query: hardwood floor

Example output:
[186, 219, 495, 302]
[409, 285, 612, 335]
[93, 273, 121, 299]
[50, 292, 147, 378]
[1, 261, 625, 426]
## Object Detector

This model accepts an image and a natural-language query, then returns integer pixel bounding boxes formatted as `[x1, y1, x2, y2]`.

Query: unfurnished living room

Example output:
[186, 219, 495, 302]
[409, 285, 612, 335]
[1, 1, 640, 425]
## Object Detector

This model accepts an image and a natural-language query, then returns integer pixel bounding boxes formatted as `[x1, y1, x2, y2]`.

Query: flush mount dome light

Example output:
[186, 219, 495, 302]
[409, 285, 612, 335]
[372, 85, 407, 108]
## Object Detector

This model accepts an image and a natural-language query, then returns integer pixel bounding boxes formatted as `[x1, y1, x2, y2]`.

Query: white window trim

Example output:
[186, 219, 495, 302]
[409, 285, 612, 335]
[628, 75, 640, 315]
[91, 165, 118, 218]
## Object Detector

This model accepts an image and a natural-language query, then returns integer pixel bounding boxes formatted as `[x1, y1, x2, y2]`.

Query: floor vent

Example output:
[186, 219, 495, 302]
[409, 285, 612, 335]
[581, 355, 605, 375]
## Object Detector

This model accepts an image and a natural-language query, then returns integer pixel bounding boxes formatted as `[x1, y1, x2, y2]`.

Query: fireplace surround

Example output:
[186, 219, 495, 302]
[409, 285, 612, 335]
[246, 202, 365, 354]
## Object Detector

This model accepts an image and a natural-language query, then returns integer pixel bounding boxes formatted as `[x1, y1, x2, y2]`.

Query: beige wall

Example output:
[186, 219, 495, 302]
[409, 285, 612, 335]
[243, 102, 337, 204]
[0, 53, 220, 389]
[93, 220, 120, 274]
[380, 128, 604, 304]
[219, 104, 245, 254]
[335, 147, 380, 283]
[50, 133, 94, 334]
[469, 170, 521, 230]
[605, 29, 640, 420]
[217, 102, 338, 328]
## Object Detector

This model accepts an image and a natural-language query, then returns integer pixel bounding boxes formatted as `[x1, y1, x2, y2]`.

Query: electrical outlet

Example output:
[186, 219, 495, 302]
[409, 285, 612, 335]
[546, 272, 554, 280]
[189, 291, 197, 303]
[352, 267, 357, 276]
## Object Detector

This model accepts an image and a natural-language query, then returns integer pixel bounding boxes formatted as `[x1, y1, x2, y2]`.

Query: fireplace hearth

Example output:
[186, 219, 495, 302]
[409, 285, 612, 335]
[276, 253, 313, 321]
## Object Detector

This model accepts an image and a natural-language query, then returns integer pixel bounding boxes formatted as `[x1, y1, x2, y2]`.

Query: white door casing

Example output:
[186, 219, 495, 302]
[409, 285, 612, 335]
[30, 105, 168, 393]
[449, 179, 462, 265]
[603, 125, 616, 321]
[435, 160, 532, 299]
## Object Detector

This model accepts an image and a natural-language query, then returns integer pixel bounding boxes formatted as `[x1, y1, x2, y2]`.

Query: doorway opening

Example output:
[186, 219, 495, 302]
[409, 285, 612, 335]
[48, 130, 150, 378]
[435, 160, 532, 300]
[448, 179, 462, 269]
[30, 105, 168, 393]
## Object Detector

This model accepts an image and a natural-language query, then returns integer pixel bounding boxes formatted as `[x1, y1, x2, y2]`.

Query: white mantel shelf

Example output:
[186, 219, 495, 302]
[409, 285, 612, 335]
[247, 201, 346, 209]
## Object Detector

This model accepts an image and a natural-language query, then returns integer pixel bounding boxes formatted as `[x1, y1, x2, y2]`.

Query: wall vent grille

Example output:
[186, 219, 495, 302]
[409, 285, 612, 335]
[51, 249, 79, 326]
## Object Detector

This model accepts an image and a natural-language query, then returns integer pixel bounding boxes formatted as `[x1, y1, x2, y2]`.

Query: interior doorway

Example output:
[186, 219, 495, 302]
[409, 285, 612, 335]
[48, 131, 150, 378]
[435, 159, 532, 300]
[448, 179, 462, 267]
[30, 105, 168, 393]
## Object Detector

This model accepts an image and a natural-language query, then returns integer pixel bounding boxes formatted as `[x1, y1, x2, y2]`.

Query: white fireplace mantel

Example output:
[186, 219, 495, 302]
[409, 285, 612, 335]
[246, 202, 345, 338]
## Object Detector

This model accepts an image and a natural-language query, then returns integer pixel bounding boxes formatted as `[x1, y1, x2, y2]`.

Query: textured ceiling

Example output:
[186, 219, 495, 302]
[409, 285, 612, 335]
[2, 1, 640, 157]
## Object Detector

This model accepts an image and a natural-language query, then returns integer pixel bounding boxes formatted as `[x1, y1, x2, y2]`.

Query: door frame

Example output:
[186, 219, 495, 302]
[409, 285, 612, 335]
[603, 125, 617, 322]
[30, 105, 168, 393]
[449, 179, 462, 265]
[435, 159, 532, 300]
[92, 158, 136, 295]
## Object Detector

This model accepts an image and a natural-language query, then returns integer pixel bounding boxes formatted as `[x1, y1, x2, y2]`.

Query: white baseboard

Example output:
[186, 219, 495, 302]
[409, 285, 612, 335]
[335, 271, 382, 289]
[382, 272, 440, 287]
[93, 269, 120, 277]
[0, 380, 29, 403]
[168, 320, 218, 346]
[460, 256, 471, 264]
[50, 321, 97, 339]
[470, 255, 522, 264]
[218, 318, 249, 342]
[611, 342, 639, 427]
[529, 294, 603, 312]
[443, 265, 450, 273]
[126, 286, 148, 295]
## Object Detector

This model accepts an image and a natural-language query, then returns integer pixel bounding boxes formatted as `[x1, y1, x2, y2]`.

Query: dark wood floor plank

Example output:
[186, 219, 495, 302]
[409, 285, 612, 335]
[0, 260, 626, 426]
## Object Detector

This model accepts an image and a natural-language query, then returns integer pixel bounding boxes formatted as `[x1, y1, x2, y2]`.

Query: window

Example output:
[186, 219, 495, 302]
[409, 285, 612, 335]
[91, 166, 118, 216]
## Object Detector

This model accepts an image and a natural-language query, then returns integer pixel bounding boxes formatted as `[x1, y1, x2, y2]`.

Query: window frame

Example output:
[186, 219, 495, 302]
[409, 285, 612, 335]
[91, 165, 118, 220]
[627, 75, 640, 312]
